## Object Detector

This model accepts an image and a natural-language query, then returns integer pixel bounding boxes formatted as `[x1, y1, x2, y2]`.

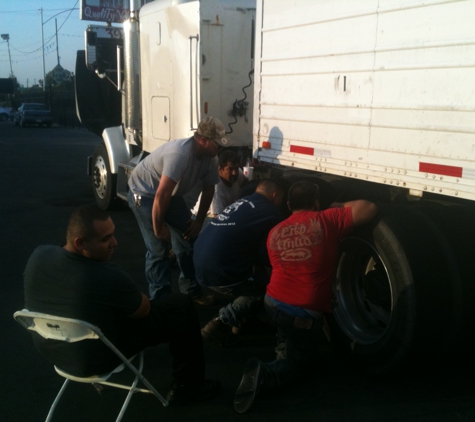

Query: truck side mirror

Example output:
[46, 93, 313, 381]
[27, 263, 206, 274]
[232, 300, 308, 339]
[86, 31, 98, 70]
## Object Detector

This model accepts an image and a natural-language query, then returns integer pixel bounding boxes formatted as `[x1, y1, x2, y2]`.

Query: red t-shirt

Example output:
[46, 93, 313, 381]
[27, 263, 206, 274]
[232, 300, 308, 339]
[266, 207, 353, 313]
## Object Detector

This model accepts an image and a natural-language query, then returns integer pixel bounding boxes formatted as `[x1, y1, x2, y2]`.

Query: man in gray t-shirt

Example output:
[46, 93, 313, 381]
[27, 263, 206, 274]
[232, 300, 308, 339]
[127, 117, 231, 304]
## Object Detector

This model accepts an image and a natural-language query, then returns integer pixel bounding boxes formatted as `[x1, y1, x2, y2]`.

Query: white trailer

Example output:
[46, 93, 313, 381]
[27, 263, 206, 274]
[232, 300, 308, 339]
[252, 0, 475, 373]
[253, 0, 475, 202]
[75, 0, 475, 374]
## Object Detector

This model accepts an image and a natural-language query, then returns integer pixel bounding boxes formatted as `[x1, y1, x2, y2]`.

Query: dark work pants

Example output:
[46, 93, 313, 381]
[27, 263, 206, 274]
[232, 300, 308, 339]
[116, 293, 205, 387]
[263, 295, 323, 389]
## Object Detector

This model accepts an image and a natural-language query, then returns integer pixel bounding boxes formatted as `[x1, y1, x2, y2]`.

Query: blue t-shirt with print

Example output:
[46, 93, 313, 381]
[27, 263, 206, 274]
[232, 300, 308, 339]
[194, 192, 283, 287]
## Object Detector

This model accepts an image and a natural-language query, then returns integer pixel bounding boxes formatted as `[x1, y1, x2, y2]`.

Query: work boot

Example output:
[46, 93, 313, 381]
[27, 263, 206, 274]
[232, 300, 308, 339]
[234, 358, 264, 413]
[201, 318, 239, 347]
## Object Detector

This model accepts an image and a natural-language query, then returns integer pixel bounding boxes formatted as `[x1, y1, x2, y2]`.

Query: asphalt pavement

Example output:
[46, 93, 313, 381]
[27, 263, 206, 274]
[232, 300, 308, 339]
[1, 121, 474, 422]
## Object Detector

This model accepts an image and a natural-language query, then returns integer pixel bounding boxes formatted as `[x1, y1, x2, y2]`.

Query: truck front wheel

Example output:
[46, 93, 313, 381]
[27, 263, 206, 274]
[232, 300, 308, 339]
[331, 205, 461, 374]
[92, 144, 121, 210]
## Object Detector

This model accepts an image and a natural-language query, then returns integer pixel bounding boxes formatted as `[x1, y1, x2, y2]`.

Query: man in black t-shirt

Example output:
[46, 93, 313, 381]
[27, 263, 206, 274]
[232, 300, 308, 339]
[194, 180, 284, 346]
[23, 205, 219, 405]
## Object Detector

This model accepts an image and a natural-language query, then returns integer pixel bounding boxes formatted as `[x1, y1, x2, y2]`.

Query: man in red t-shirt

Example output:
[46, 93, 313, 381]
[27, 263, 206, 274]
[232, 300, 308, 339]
[234, 180, 378, 413]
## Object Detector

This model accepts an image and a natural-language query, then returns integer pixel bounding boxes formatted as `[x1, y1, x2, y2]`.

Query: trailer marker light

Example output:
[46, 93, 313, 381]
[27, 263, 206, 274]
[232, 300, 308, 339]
[419, 162, 462, 178]
[290, 145, 314, 156]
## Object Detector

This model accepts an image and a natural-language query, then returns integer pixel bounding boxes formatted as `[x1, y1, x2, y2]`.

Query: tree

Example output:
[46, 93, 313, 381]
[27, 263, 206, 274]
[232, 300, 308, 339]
[45, 66, 73, 88]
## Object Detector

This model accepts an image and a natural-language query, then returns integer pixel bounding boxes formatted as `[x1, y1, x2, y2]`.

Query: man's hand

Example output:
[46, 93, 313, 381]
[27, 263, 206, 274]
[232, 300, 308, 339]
[183, 219, 202, 240]
[156, 225, 171, 242]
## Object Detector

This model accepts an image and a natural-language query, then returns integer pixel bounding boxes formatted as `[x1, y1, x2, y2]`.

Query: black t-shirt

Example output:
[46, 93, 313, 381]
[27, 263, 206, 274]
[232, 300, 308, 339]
[194, 192, 284, 286]
[24, 245, 142, 376]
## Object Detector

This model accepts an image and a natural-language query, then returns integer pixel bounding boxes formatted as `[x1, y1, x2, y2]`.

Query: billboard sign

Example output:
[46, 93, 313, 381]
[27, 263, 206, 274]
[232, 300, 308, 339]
[80, 0, 130, 23]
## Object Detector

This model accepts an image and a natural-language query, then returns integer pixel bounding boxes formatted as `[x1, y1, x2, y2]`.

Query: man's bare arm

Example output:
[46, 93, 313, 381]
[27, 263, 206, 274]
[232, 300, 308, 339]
[330, 200, 378, 226]
[128, 293, 151, 319]
[152, 174, 177, 241]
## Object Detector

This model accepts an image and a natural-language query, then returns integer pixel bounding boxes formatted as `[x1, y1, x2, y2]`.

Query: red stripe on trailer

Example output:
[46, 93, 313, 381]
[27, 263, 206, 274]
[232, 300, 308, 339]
[290, 145, 314, 155]
[419, 162, 463, 178]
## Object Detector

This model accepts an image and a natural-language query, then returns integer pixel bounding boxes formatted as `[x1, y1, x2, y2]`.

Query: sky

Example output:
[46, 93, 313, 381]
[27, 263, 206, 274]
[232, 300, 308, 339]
[0, 0, 101, 87]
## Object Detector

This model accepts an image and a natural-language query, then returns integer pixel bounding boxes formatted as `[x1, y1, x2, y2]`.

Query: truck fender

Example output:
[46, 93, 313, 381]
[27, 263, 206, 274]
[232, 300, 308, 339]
[101, 126, 131, 174]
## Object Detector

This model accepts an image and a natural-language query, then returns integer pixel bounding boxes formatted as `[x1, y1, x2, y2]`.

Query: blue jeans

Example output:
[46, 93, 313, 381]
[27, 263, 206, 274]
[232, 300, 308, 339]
[127, 190, 202, 299]
[209, 276, 266, 327]
[262, 295, 323, 389]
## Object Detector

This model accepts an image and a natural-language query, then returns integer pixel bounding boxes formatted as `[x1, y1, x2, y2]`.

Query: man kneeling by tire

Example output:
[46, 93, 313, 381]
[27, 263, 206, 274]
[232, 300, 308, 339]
[234, 181, 378, 413]
[194, 179, 285, 346]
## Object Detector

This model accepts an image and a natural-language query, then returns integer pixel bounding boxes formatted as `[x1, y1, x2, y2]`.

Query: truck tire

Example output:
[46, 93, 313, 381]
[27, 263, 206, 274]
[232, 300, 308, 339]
[92, 144, 122, 210]
[412, 201, 475, 355]
[330, 205, 461, 375]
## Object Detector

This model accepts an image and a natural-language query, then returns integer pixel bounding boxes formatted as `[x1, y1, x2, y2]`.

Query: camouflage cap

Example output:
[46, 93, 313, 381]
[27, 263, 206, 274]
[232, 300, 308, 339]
[196, 117, 232, 146]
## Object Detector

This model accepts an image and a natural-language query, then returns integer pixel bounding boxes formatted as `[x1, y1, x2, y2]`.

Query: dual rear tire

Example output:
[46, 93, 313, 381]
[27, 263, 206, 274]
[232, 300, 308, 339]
[331, 205, 462, 374]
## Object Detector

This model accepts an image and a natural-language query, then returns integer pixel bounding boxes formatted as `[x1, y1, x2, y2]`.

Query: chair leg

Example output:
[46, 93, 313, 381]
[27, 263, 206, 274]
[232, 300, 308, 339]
[119, 351, 169, 407]
[46, 378, 70, 422]
[116, 353, 144, 422]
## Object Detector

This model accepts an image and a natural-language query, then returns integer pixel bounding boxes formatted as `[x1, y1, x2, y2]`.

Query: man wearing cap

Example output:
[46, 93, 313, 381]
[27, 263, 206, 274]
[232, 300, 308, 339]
[127, 117, 231, 305]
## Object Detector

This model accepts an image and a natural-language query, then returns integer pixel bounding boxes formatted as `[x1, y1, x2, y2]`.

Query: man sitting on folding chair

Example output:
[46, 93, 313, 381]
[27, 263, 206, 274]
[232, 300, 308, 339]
[23, 204, 219, 405]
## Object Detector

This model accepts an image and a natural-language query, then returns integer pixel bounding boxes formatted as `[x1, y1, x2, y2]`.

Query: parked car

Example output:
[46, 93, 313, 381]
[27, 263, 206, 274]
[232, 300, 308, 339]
[14, 103, 53, 128]
[0, 106, 11, 122]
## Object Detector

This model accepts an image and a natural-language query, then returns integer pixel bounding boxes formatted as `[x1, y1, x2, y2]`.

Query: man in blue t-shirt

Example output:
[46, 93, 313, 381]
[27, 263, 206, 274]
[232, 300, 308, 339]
[194, 179, 284, 346]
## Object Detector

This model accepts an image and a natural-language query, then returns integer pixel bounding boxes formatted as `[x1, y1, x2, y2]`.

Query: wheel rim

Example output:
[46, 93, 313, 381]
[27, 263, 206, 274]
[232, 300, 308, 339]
[93, 155, 108, 199]
[333, 236, 393, 345]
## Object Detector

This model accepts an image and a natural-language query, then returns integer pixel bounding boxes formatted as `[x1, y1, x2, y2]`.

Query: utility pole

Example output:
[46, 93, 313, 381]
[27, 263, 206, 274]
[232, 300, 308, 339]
[1, 34, 14, 78]
[40, 8, 46, 91]
[55, 18, 60, 66]
[39, 7, 78, 91]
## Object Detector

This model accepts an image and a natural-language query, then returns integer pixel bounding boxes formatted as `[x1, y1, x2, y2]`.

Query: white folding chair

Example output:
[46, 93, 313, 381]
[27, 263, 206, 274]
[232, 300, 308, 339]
[14, 309, 168, 422]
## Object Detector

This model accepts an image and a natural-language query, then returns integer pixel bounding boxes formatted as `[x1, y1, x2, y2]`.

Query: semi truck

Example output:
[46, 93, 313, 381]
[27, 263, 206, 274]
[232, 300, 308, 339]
[75, 0, 475, 374]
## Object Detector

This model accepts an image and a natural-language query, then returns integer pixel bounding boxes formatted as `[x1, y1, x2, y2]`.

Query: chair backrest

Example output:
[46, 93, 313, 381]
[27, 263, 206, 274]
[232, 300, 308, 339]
[14, 309, 101, 343]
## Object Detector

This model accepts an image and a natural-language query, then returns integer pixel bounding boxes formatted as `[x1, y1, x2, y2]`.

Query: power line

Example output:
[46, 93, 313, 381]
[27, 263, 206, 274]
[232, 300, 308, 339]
[0, 8, 77, 13]
[0, 4, 80, 58]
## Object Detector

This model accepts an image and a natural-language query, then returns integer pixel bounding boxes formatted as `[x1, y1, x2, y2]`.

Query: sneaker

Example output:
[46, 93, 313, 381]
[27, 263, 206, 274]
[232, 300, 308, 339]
[166, 379, 221, 406]
[201, 318, 240, 347]
[192, 293, 219, 306]
[234, 358, 263, 413]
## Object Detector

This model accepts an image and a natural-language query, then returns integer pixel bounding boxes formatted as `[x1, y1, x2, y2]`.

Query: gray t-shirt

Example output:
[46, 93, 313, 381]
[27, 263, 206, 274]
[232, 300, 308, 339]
[192, 168, 248, 216]
[128, 137, 219, 198]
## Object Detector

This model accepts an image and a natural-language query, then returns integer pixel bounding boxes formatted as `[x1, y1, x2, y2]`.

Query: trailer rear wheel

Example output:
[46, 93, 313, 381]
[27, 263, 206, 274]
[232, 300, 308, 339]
[331, 205, 460, 374]
[92, 144, 121, 210]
